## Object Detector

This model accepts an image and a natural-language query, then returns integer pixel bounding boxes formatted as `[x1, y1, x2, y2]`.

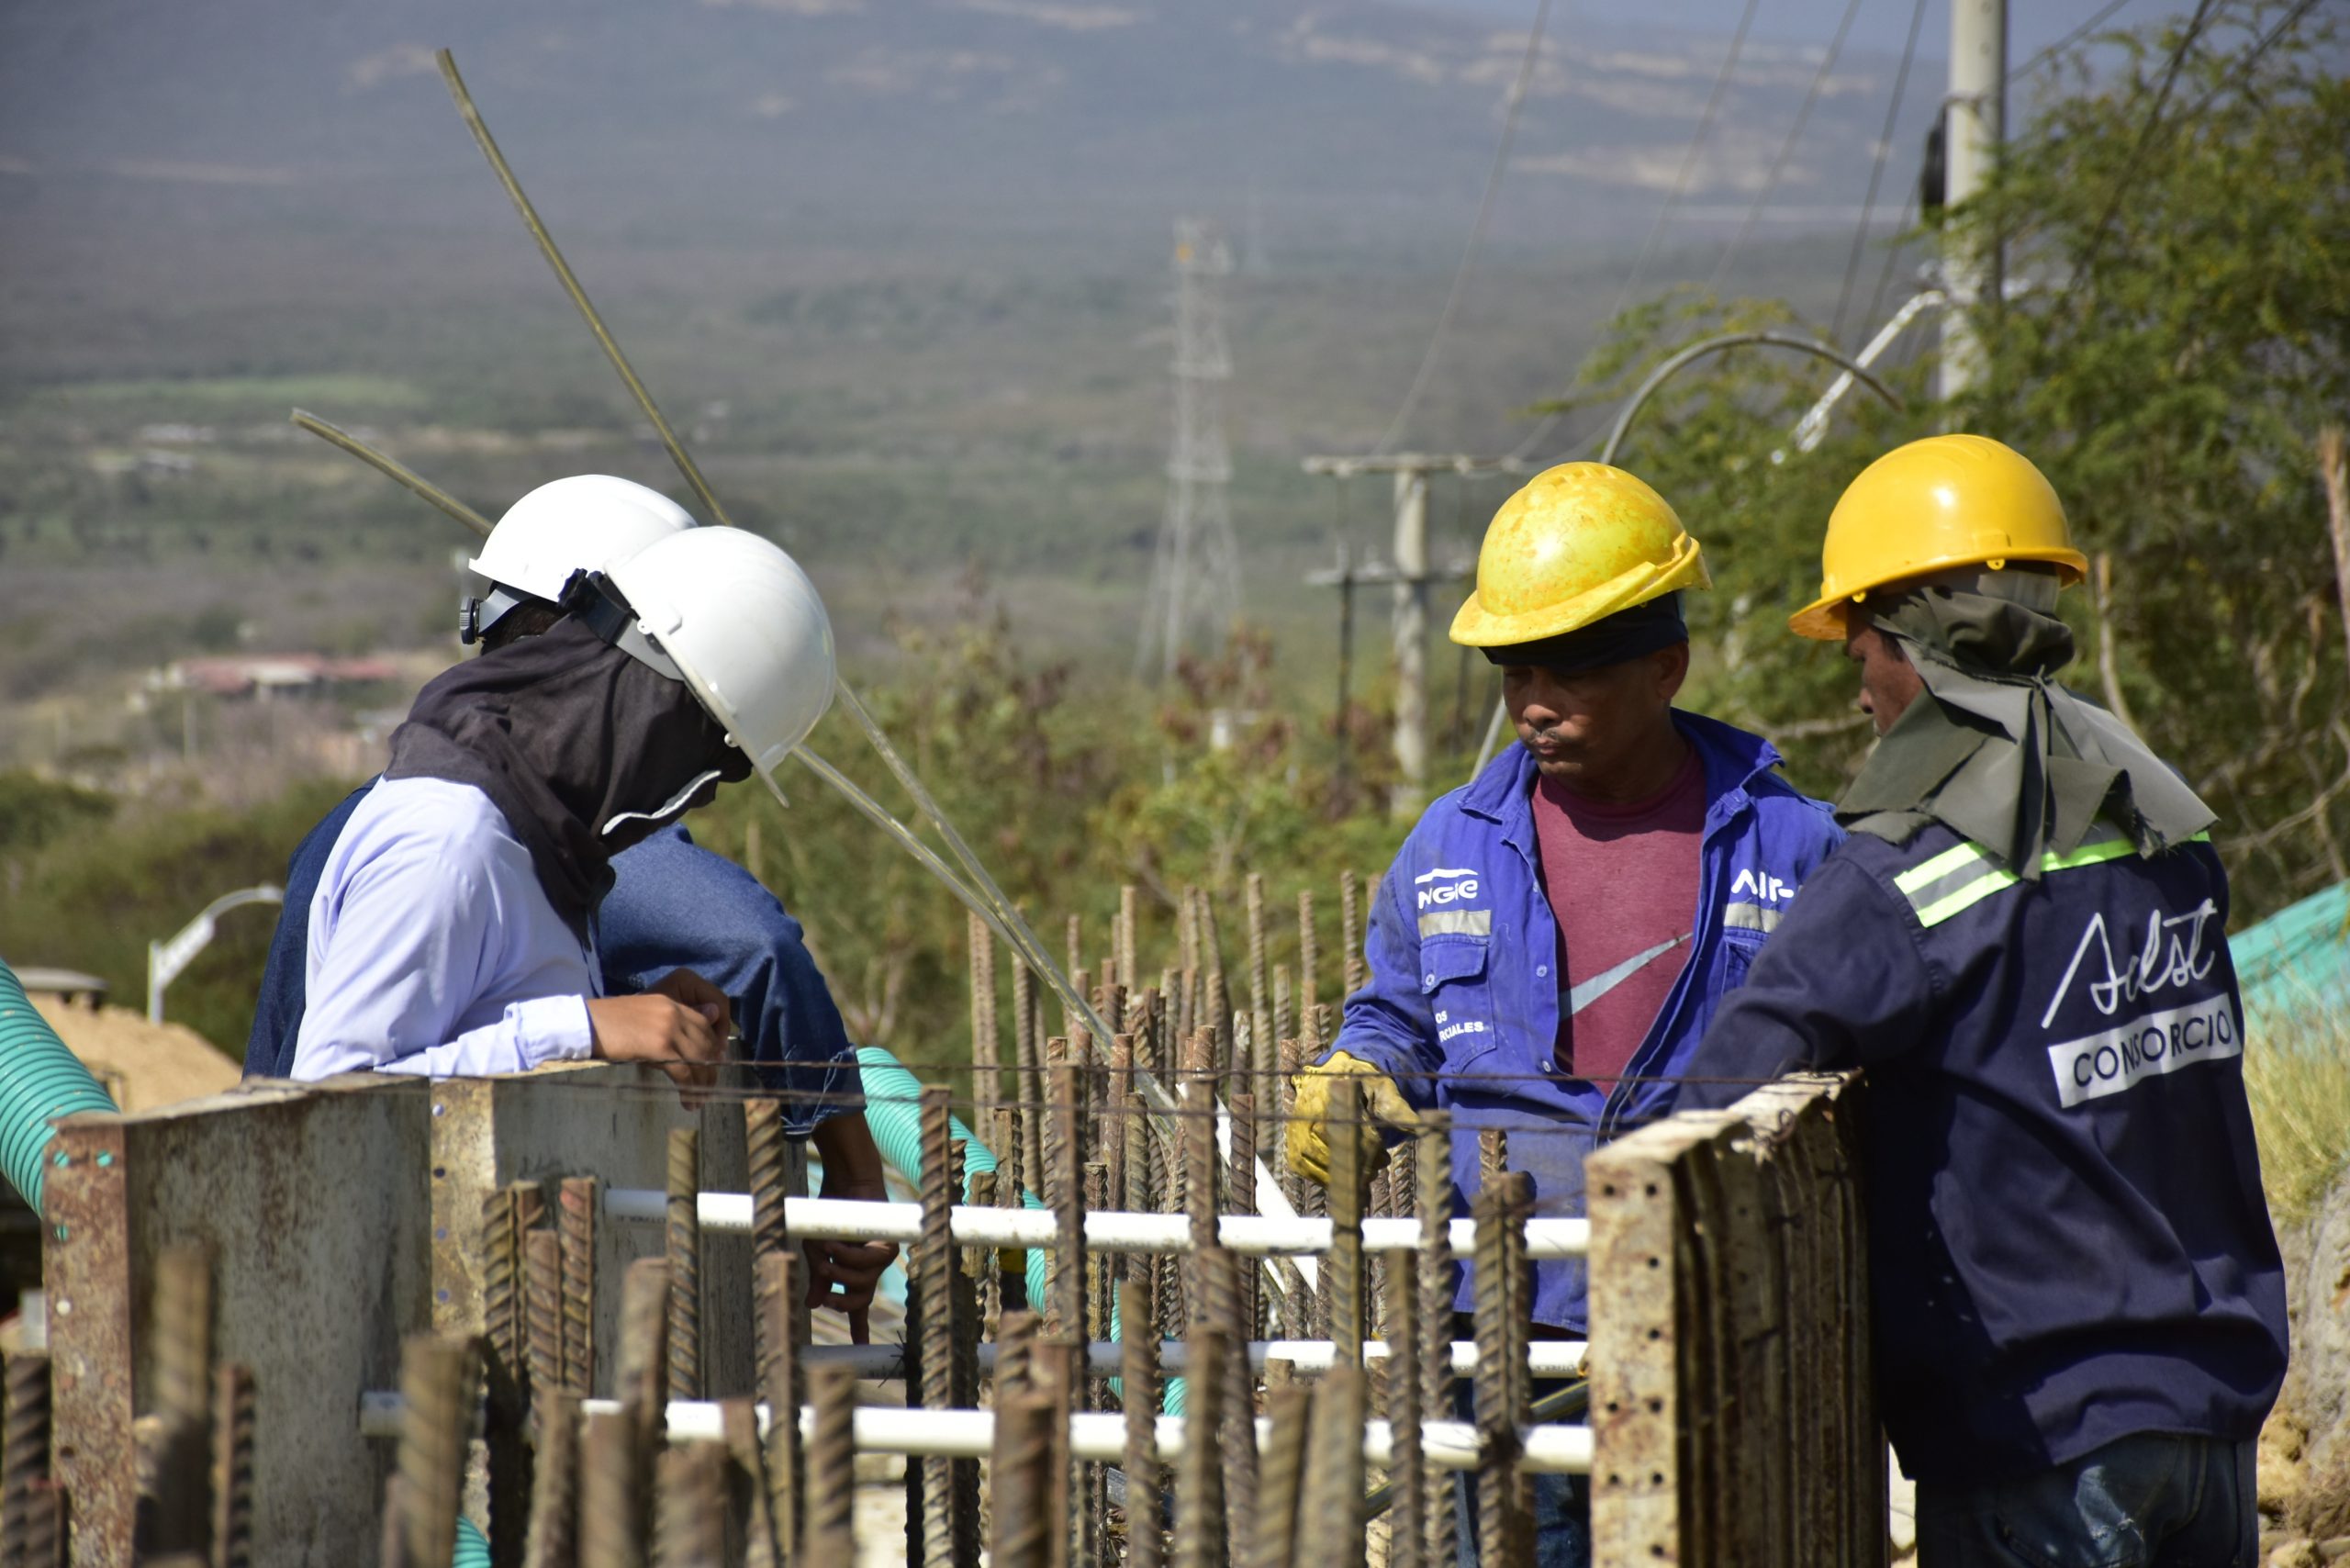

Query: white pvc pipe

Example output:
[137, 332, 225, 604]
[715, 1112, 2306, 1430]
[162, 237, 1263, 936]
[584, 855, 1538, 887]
[355, 1394, 1592, 1473]
[602, 1191, 1588, 1260]
[796, 1338, 1585, 1378]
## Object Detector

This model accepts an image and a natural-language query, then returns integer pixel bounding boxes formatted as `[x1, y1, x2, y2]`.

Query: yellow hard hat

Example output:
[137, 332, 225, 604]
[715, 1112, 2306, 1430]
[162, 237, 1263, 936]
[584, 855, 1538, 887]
[1790, 433, 2087, 640]
[1449, 462, 1708, 647]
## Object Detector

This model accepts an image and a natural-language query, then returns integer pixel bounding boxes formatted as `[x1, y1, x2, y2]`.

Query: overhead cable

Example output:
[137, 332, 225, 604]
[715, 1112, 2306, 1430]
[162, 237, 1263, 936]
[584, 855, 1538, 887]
[1830, 0, 1930, 345]
[1507, 0, 1762, 464]
[1371, 0, 1560, 457]
[1707, 0, 1869, 295]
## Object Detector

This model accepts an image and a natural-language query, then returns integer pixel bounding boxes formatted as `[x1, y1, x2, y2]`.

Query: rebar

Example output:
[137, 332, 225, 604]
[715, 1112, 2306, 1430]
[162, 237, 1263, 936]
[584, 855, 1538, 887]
[755, 1251, 802, 1563]
[1119, 886, 1140, 996]
[396, 1333, 477, 1568]
[989, 1390, 1058, 1568]
[1413, 1119, 1458, 1568]
[521, 1391, 579, 1568]
[1327, 1079, 1368, 1368]
[1199, 1248, 1258, 1547]
[1271, 965, 1292, 1072]
[904, 1269, 928, 1568]
[1301, 1365, 1367, 1565]
[971, 912, 1002, 1114]
[527, 1230, 566, 1404]
[1117, 1281, 1162, 1568]
[666, 1129, 701, 1404]
[207, 1363, 254, 1568]
[1382, 1254, 1424, 1568]
[1296, 890, 1319, 1024]
[1472, 1177, 1531, 1567]
[559, 1178, 600, 1396]
[580, 1408, 643, 1568]
[1012, 961, 1046, 1187]
[1337, 871, 1364, 996]
[1170, 1326, 1226, 1568]
[920, 1091, 975, 1568]
[719, 1397, 775, 1568]
[1246, 1381, 1305, 1568]
[3, 1354, 53, 1568]
[995, 1109, 1030, 1316]
[1245, 873, 1273, 1088]
[1227, 1093, 1259, 1338]
[1029, 1339, 1077, 1568]
[1478, 1128, 1508, 1189]
[651, 1444, 727, 1568]
[746, 1100, 791, 1400]
[484, 1184, 525, 1385]
[1048, 1064, 1088, 1344]
[1082, 1163, 1113, 1349]
[142, 1242, 213, 1559]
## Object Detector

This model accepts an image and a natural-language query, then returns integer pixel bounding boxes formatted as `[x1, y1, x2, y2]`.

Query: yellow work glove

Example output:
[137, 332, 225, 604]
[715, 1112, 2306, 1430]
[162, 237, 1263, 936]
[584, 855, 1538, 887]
[1287, 1051, 1423, 1187]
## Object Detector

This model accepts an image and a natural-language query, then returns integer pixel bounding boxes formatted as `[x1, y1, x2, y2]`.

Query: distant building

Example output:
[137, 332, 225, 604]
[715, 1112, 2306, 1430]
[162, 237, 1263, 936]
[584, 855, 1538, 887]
[144, 654, 402, 702]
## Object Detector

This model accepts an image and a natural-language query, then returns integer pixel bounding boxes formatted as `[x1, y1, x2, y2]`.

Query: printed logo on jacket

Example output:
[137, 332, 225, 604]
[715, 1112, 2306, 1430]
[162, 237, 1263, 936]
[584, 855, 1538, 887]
[2040, 898, 2240, 1108]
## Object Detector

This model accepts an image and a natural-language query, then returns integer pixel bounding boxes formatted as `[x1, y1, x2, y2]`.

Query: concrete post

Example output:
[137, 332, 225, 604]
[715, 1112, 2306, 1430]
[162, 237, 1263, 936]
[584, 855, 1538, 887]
[1940, 0, 2006, 401]
[1391, 465, 1430, 816]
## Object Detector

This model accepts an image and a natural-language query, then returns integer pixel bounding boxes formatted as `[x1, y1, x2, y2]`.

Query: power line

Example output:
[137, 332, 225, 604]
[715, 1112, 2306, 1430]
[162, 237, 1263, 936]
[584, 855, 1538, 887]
[2011, 0, 2143, 81]
[2177, 0, 2325, 122]
[1830, 0, 1929, 345]
[1372, 0, 1560, 457]
[1506, 0, 1761, 464]
[1707, 0, 1868, 294]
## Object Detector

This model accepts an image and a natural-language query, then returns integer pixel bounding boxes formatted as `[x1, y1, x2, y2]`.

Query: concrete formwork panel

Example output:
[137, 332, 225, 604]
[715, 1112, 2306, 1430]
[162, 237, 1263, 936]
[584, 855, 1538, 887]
[1585, 1073, 1881, 1568]
[44, 1075, 433, 1568]
[427, 1066, 755, 1399]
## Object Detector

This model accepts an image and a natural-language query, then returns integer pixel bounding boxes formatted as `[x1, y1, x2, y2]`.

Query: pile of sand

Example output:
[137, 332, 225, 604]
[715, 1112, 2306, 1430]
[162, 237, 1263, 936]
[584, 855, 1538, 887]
[27, 994, 240, 1114]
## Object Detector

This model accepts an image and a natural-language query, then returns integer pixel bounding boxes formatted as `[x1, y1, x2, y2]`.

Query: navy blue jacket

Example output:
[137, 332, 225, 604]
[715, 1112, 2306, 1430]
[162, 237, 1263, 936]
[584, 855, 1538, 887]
[1329, 712, 1845, 1330]
[1685, 820, 2288, 1483]
[245, 786, 860, 1134]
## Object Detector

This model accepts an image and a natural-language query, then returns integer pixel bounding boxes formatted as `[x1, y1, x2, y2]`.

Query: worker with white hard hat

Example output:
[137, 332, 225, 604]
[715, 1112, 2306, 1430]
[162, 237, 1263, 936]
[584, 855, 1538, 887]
[1289, 463, 1846, 1567]
[1683, 436, 2287, 1564]
[261, 476, 898, 1331]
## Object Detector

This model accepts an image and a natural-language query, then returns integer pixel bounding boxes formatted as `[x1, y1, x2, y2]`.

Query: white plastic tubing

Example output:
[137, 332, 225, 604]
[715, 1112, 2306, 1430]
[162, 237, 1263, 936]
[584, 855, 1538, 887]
[602, 1189, 1589, 1260]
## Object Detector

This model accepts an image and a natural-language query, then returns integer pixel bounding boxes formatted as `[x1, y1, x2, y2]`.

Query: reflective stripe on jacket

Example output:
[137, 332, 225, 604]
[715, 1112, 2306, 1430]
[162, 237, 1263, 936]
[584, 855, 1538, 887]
[1326, 710, 1844, 1330]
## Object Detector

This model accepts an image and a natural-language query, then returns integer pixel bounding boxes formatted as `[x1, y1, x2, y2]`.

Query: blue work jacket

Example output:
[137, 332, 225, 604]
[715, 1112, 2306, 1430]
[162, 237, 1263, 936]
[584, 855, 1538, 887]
[1683, 822, 2288, 1484]
[246, 786, 860, 1134]
[1326, 711, 1844, 1330]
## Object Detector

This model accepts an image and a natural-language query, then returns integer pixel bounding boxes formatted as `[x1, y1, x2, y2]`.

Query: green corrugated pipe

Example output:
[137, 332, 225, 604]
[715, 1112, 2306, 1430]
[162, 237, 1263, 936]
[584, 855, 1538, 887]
[855, 1047, 1183, 1414]
[454, 1517, 491, 1568]
[0, 958, 121, 1211]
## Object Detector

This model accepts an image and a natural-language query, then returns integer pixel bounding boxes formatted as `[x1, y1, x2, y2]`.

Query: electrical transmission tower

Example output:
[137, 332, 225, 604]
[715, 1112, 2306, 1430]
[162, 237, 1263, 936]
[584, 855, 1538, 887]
[1137, 218, 1241, 683]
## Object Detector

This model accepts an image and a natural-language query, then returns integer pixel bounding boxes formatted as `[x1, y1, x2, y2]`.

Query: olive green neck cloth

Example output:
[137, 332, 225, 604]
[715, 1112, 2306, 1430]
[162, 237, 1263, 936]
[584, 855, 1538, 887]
[1836, 569, 2213, 876]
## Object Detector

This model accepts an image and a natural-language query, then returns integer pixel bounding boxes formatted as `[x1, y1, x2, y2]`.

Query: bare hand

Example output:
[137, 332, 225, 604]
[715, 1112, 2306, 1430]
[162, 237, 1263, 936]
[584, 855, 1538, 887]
[588, 969, 732, 1097]
[807, 1114, 900, 1342]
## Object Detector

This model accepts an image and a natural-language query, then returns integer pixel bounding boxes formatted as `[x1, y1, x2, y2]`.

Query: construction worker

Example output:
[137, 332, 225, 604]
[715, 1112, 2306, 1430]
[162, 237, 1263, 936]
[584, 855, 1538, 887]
[1684, 435, 2288, 1565]
[250, 482, 898, 1333]
[1289, 463, 1846, 1567]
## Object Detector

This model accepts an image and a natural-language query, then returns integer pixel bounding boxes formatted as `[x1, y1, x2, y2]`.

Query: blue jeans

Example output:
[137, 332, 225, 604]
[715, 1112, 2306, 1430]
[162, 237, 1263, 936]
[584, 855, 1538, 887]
[1449, 1359, 1590, 1568]
[1917, 1433, 2257, 1568]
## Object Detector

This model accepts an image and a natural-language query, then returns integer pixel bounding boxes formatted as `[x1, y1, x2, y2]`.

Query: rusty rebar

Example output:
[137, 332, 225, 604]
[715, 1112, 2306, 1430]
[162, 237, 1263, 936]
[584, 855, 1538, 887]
[558, 1178, 599, 1396]
[1472, 1176, 1531, 1568]
[651, 1443, 727, 1568]
[746, 1099, 791, 1411]
[1327, 1078, 1368, 1367]
[1048, 1063, 1088, 1343]
[755, 1250, 803, 1563]
[665, 1130, 701, 1404]
[1012, 958, 1046, 1192]
[1171, 1323, 1227, 1568]
[989, 1389, 1058, 1568]
[1337, 871, 1364, 996]
[526, 1229, 565, 1404]
[1478, 1128, 1508, 1189]
[484, 1184, 525, 1383]
[1301, 1365, 1367, 1566]
[1413, 1118, 1458, 1568]
[1117, 1281, 1162, 1568]
[616, 1259, 669, 1477]
[995, 1108, 1030, 1316]
[207, 1362, 254, 1568]
[1296, 889, 1319, 1021]
[1251, 1382, 1313, 1568]
[1198, 1247, 1258, 1547]
[579, 1408, 643, 1568]
[920, 1091, 975, 1568]
[1119, 885, 1140, 994]
[971, 911, 1002, 1114]
[3, 1353, 53, 1568]
[486, 1184, 536, 1563]
[719, 1397, 774, 1568]
[803, 1366, 857, 1562]
[1245, 872, 1273, 1084]
[521, 1390, 579, 1568]
[1271, 964, 1292, 1072]
[396, 1333, 477, 1568]
[1382, 1251, 1424, 1568]
[1227, 1093, 1259, 1338]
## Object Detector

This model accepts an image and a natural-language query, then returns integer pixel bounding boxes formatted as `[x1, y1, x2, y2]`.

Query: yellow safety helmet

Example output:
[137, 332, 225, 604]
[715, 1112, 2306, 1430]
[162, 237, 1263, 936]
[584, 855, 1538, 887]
[1449, 463, 1708, 647]
[1790, 433, 2087, 640]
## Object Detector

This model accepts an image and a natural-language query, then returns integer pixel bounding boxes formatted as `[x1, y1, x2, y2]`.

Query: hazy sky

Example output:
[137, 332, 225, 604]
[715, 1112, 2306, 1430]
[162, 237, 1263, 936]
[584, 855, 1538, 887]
[1404, 0, 2156, 59]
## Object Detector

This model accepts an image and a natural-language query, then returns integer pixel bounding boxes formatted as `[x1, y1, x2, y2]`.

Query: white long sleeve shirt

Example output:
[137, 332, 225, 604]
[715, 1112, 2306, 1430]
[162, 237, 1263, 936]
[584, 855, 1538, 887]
[292, 778, 599, 1081]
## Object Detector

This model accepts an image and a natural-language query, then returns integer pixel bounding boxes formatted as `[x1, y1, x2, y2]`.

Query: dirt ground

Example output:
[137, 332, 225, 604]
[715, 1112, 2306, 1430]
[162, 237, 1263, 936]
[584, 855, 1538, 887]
[28, 992, 241, 1113]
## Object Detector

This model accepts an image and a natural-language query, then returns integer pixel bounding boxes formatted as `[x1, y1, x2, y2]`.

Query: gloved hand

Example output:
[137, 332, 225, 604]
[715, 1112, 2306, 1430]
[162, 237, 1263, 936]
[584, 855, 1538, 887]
[1287, 1051, 1423, 1187]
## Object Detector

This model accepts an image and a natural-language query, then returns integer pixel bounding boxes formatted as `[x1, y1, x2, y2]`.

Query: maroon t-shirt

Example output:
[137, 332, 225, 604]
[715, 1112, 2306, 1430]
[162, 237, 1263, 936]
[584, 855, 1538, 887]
[1529, 746, 1707, 1084]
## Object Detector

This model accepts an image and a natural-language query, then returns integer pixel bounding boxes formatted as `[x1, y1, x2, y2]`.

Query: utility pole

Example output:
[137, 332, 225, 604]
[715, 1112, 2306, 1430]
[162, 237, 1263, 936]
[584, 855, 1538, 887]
[1302, 454, 1528, 817]
[1138, 218, 1241, 684]
[1940, 0, 2007, 400]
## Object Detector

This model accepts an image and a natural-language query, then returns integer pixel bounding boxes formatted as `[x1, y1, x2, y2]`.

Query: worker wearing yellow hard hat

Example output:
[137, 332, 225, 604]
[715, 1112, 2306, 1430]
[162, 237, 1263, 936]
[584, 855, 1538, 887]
[1682, 434, 2284, 1565]
[1290, 461, 1845, 1568]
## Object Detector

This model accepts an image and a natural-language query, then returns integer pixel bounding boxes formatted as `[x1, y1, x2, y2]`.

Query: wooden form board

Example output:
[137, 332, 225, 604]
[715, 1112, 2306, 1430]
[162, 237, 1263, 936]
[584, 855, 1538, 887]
[1585, 1073, 1883, 1568]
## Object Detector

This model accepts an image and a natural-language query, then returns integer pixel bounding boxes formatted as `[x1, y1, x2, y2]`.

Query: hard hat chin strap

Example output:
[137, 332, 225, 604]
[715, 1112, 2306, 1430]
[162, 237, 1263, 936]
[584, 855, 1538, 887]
[563, 571, 684, 683]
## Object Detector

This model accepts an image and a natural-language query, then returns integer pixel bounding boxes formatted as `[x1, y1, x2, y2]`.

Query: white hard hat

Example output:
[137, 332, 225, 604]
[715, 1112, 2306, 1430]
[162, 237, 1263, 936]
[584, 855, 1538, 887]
[464, 476, 697, 644]
[600, 528, 836, 775]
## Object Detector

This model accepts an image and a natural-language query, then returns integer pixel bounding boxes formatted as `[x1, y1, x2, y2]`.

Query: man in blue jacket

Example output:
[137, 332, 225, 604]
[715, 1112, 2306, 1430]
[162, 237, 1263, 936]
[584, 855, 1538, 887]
[1289, 463, 1845, 1567]
[1685, 435, 2287, 1566]
[246, 476, 897, 1332]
